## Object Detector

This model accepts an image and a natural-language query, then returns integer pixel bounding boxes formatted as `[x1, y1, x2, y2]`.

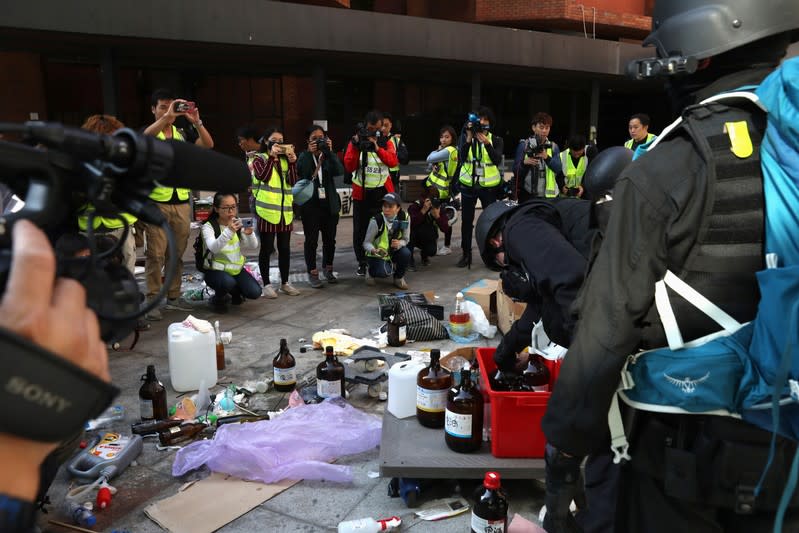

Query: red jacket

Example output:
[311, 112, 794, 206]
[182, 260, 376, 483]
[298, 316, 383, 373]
[344, 140, 397, 200]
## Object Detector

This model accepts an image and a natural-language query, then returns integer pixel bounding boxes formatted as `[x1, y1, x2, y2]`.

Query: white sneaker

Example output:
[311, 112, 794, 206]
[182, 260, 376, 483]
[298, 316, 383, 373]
[262, 285, 278, 299]
[437, 245, 452, 256]
[280, 282, 300, 296]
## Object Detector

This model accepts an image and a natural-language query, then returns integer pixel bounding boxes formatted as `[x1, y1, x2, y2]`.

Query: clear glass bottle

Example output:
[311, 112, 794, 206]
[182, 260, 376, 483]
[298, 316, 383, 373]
[448, 292, 472, 337]
[273, 338, 297, 392]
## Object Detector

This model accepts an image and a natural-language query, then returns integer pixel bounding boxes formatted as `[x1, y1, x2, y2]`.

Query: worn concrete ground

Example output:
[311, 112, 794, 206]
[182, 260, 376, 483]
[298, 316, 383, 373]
[39, 207, 548, 533]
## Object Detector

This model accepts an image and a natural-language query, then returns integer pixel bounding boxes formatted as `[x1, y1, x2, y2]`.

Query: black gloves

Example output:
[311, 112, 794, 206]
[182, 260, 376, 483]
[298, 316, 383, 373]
[543, 443, 584, 533]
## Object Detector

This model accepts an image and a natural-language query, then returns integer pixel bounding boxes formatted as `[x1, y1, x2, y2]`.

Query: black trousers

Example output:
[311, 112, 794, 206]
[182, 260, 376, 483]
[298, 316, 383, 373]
[301, 205, 339, 272]
[460, 185, 501, 254]
[410, 223, 438, 260]
[259, 230, 291, 285]
[352, 187, 387, 265]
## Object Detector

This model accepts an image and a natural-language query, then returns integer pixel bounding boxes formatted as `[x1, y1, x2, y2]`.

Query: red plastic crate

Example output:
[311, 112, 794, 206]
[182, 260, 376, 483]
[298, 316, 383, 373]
[477, 347, 561, 458]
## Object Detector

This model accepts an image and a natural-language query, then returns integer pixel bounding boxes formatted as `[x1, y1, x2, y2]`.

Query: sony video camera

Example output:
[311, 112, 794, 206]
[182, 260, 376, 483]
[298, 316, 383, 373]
[465, 113, 489, 134]
[524, 135, 551, 158]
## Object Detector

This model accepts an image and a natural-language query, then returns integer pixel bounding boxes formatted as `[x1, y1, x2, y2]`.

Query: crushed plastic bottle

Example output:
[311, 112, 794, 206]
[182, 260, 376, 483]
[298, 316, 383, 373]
[85, 405, 125, 431]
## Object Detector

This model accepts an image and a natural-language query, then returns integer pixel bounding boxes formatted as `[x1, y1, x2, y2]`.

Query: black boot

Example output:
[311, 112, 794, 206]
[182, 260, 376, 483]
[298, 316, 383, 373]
[456, 251, 471, 268]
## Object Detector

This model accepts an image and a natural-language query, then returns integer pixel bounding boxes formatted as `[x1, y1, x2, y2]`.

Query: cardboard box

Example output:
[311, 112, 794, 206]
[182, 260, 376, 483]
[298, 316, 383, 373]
[462, 278, 498, 325]
[497, 278, 528, 334]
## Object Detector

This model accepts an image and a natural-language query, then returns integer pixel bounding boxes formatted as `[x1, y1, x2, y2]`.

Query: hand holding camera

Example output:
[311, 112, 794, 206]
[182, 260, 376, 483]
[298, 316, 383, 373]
[229, 217, 243, 233]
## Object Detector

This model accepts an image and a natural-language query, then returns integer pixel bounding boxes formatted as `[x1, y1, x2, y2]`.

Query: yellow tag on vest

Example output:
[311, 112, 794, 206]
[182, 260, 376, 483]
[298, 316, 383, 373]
[723, 121, 753, 159]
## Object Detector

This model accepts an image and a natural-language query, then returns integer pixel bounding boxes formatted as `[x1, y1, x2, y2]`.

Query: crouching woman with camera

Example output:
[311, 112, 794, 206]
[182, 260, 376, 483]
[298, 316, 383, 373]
[202, 193, 261, 311]
[407, 186, 451, 268]
[363, 193, 411, 290]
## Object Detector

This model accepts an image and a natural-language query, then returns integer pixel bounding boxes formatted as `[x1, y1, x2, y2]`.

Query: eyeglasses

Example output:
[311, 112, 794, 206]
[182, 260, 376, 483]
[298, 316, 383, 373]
[218, 205, 237, 212]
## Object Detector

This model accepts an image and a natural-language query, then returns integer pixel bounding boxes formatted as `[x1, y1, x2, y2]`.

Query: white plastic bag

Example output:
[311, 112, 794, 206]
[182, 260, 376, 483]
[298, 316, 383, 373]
[462, 300, 497, 339]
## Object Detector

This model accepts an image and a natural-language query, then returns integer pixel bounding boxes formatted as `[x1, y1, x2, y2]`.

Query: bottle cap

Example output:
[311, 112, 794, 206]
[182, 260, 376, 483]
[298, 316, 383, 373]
[483, 471, 501, 490]
[96, 486, 112, 509]
[300, 347, 307, 353]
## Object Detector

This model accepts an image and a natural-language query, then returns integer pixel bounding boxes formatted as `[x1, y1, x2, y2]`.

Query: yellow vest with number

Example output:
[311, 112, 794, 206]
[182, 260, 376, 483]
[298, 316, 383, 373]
[366, 216, 391, 259]
[150, 126, 191, 202]
[624, 133, 656, 149]
[204, 225, 245, 275]
[458, 133, 501, 188]
[254, 157, 293, 224]
[352, 152, 390, 189]
[426, 146, 457, 200]
[559, 149, 587, 189]
[77, 204, 137, 232]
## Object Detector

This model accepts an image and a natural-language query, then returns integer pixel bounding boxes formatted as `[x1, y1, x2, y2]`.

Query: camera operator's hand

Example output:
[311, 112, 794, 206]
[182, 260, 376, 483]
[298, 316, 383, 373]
[243, 227, 254, 236]
[0, 220, 109, 501]
[287, 150, 297, 164]
[390, 239, 402, 250]
[185, 104, 201, 126]
[168, 98, 189, 119]
[577, 185, 584, 198]
[421, 198, 432, 214]
[476, 132, 490, 145]
[229, 217, 243, 233]
[523, 155, 538, 166]
[465, 130, 473, 144]
[270, 143, 282, 159]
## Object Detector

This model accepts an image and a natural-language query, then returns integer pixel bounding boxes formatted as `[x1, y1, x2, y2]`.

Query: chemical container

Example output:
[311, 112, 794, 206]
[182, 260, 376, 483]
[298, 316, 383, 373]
[387, 360, 425, 418]
[167, 322, 217, 392]
[476, 347, 561, 458]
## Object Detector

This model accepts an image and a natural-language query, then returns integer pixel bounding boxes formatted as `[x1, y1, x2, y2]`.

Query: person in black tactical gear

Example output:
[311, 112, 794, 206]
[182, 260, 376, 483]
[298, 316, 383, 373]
[540, 2, 799, 532]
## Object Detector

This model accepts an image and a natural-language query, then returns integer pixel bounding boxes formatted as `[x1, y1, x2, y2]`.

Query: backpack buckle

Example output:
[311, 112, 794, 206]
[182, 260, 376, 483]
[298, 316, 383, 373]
[735, 485, 756, 514]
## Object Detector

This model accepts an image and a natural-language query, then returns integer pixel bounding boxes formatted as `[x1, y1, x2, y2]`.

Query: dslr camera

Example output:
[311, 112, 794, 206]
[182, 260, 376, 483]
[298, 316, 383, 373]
[173, 101, 196, 113]
[465, 113, 489, 134]
[524, 135, 551, 158]
[355, 123, 385, 151]
[313, 137, 329, 151]
[430, 197, 442, 209]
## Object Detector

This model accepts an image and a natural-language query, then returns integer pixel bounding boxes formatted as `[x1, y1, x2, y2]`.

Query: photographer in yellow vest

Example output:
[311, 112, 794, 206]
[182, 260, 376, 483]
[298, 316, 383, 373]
[142, 88, 215, 321]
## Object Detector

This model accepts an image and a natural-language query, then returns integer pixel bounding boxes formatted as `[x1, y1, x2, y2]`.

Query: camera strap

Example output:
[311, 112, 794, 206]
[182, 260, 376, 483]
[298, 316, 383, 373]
[0, 328, 118, 442]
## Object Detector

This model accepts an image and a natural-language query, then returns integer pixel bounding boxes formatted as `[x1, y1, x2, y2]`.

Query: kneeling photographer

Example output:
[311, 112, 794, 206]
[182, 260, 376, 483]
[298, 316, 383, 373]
[344, 110, 399, 277]
[407, 185, 451, 269]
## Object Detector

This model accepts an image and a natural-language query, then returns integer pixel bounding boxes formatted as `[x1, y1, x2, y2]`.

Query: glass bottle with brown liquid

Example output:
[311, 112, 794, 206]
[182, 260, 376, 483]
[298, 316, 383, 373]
[214, 320, 225, 371]
[273, 338, 297, 392]
[139, 365, 168, 421]
[157, 422, 207, 446]
[316, 346, 345, 399]
[386, 302, 407, 347]
[416, 349, 452, 428]
[131, 418, 181, 436]
[471, 471, 508, 533]
[522, 353, 550, 392]
[444, 366, 483, 453]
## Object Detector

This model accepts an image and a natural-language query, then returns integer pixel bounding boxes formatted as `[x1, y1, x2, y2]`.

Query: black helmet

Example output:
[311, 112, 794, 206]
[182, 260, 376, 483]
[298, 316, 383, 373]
[628, 0, 799, 79]
[582, 147, 633, 200]
[475, 200, 517, 271]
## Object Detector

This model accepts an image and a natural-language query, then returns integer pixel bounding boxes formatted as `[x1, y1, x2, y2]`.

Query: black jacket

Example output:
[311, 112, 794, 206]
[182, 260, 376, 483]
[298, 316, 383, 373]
[296, 148, 346, 216]
[541, 68, 774, 457]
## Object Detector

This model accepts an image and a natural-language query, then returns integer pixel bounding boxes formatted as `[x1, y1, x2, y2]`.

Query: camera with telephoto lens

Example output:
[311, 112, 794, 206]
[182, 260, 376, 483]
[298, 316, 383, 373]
[524, 135, 551, 157]
[465, 113, 489, 134]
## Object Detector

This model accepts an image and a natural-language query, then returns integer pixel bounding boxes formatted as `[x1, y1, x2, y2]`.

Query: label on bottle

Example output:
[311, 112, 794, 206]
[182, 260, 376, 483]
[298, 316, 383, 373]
[416, 386, 447, 412]
[274, 366, 297, 385]
[90, 433, 130, 460]
[471, 512, 505, 533]
[398, 325, 407, 343]
[140, 398, 154, 420]
[317, 379, 342, 399]
[445, 409, 472, 438]
[168, 425, 182, 434]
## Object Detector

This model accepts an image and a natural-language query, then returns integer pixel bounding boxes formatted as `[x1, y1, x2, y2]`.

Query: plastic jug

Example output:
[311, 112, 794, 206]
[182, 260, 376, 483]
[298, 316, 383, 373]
[387, 361, 425, 418]
[167, 322, 217, 392]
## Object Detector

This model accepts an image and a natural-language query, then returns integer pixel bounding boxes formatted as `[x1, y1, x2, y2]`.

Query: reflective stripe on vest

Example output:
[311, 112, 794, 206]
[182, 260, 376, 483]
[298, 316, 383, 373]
[77, 204, 138, 231]
[625, 133, 657, 149]
[389, 136, 400, 172]
[255, 157, 293, 224]
[352, 152, 390, 189]
[426, 146, 457, 199]
[458, 132, 501, 188]
[150, 127, 190, 202]
[542, 147, 558, 198]
[205, 226, 245, 275]
[560, 149, 588, 189]
[366, 216, 391, 259]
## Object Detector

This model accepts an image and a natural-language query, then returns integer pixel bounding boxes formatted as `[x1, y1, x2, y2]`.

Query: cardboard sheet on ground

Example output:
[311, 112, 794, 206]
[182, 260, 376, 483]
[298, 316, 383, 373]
[144, 472, 297, 533]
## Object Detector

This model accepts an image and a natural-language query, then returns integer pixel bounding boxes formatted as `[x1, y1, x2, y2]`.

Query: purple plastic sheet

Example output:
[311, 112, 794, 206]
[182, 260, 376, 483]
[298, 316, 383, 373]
[172, 399, 382, 483]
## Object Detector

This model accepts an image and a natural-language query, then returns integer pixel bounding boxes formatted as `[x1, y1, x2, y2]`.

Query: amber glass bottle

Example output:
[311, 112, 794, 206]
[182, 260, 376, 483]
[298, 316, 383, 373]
[386, 302, 407, 347]
[416, 349, 452, 428]
[522, 353, 550, 392]
[273, 338, 297, 392]
[139, 365, 168, 421]
[157, 423, 206, 446]
[471, 472, 508, 533]
[445, 366, 484, 453]
[316, 346, 345, 399]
